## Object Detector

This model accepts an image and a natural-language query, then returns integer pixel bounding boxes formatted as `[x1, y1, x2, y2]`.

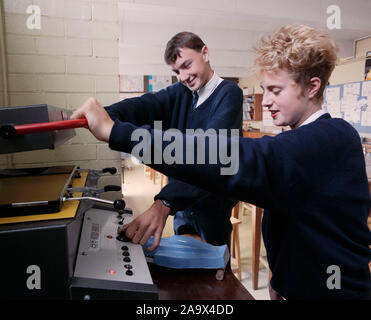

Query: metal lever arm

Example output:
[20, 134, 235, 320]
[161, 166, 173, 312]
[89, 167, 117, 176]
[67, 185, 121, 194]
[62, 196, 126, 211]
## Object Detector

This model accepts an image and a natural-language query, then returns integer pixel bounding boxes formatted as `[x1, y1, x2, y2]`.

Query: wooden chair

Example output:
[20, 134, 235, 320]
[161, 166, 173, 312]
[241, 201, 272, 289]
[250, 204, 271, 290]
[144, 165, 151, 177]
[241, 202, 252, 216]
[144, 166, 168, 188]
[230, 203, 242, 280]
[151, 168, 157, 184]
[146, 167, 157, 184]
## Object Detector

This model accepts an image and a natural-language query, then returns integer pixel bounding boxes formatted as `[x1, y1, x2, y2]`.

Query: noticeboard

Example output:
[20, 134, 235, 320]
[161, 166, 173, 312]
[323, 80, 371, 134]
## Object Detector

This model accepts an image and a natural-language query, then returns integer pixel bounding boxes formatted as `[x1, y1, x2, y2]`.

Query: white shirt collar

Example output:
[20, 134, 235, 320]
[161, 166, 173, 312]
[194, 71, 223, 108]
[299, 109, 328, 127]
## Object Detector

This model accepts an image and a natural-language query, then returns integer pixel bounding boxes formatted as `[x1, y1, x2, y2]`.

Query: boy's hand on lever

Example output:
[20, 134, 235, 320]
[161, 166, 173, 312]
[71, 97, 114, 142]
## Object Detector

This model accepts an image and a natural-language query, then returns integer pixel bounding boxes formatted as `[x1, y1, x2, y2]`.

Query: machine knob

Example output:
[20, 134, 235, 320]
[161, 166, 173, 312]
[103, 185, 121, 192]
[0, 124, 16, 139]
[113, 199, 126, 211]
[102, 167, 117, 175]
[117, 229, 131, 242]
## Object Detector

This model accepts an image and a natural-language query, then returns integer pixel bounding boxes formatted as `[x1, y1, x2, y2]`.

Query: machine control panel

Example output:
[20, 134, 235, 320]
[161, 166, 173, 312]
[73, 207, 154, 285]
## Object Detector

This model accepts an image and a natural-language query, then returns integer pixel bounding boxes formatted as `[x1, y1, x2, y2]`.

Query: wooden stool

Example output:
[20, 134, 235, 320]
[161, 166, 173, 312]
[230, 203, 242, 280]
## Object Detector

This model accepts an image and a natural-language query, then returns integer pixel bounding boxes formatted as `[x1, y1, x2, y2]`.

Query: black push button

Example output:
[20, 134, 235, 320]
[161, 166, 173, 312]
[116, 230, 130, 242]
[124, 264, 133, 269]
[122, 251, 130, 257]
[123, 257, 131, 263]
[121, 246, 128, 251]
[126, 270, 133, 276]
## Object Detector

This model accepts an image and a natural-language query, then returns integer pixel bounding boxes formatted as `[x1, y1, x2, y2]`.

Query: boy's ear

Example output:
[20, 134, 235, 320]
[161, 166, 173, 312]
[307, 77, 321, 99]
[201, 45, 210, 63]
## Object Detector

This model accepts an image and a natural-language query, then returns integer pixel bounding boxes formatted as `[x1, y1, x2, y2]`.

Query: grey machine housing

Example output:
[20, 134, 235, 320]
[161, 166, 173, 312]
[0, 104, 75, 154]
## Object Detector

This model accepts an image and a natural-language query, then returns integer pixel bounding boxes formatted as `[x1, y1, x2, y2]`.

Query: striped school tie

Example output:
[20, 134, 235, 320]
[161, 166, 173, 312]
[192, 91, 199, 110]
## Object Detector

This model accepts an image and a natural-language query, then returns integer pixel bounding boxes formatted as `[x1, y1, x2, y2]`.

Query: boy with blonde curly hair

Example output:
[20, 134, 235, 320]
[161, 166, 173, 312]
[72, 25, 371, 300]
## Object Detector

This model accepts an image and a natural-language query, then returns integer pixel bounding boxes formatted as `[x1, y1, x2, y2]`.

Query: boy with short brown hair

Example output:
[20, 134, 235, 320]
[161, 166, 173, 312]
[72, 31, 243, 251]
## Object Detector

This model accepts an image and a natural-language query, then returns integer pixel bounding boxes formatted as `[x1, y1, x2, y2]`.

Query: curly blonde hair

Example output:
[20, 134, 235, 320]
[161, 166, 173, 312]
[253, 25, 339, 104]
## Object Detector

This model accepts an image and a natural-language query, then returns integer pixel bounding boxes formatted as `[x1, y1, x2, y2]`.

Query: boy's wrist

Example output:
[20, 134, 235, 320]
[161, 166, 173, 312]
[154, 199, 171, 216]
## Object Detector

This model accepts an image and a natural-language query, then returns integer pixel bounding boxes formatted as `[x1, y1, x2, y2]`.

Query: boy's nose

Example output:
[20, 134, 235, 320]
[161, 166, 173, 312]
[178, 70, 189, 83]
[262, 93, 273, 108]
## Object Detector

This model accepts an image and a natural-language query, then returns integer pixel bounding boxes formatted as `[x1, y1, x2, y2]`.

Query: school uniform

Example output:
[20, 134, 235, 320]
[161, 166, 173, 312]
[109, 112, 371, 299]
[105, 73, 243, 246]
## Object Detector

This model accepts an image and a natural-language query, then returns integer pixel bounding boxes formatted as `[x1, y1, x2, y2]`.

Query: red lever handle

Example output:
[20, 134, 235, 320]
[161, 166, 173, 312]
[0, 119, 88, 138]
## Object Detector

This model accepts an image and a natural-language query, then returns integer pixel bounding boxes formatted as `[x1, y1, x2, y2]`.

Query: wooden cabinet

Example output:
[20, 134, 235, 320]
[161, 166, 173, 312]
[244, 94, 263, 121]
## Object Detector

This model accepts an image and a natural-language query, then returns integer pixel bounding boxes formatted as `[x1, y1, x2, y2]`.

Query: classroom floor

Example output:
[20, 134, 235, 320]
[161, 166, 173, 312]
[121, 160, 270, 300]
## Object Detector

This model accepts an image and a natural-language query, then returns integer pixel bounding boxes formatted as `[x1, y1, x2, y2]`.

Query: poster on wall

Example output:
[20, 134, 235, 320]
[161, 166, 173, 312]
[148, 75, 172, 92]
[119, 75, 144, 93]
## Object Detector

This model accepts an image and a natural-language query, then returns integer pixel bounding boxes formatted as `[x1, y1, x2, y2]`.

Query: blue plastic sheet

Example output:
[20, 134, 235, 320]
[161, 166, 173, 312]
[142, 235, 230, 269]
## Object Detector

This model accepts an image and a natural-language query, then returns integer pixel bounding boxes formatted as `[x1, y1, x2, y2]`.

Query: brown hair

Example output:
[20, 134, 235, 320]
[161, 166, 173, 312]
[253, 25, 339, 104]
[164, 32, 205, 65]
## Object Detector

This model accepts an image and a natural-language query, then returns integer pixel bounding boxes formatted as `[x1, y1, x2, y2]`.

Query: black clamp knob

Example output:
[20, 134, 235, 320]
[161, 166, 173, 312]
[104, 185, 121, 192]
[113, 199, 126, 211]
[102, 167, 117, 175]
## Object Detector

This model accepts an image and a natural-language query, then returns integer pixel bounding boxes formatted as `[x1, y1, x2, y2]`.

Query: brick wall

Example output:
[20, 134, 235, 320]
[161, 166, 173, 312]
[1, 0, 122, 201]
[118, 1, 257, 77]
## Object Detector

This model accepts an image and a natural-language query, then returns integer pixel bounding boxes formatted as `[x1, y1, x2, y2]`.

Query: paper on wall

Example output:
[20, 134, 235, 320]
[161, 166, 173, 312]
[120, 75, 144, 92]
[361, 110, 371, 126]
[149, 75, 172, 92]
[326, 86, 341, 101]
[341, 96, 357, 112]
[326, 100, 341, 115]
[362, 81, 371, 97]
[343, 82, 360, 98]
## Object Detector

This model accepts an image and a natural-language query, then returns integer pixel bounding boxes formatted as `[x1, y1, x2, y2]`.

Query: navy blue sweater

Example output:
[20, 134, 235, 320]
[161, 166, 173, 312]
[106, 80, 243, 243]
[109, 113, 371, 300]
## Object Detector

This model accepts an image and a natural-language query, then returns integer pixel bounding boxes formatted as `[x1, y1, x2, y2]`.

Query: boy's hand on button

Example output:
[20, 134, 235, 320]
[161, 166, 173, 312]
[119, 200, 171, 251]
